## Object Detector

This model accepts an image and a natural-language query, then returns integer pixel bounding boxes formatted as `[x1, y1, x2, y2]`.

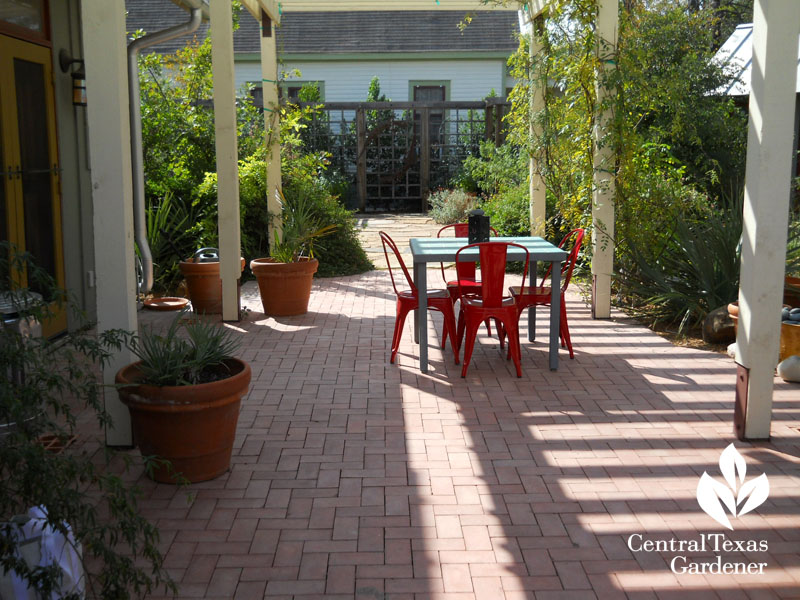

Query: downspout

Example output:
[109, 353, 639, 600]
[127, 6, 202, 294]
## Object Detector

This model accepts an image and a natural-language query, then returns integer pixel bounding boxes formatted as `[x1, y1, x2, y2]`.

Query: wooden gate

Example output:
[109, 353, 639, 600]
[296, 99, 509, 212]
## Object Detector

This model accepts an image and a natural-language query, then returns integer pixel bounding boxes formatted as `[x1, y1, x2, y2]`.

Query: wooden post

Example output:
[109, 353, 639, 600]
[420, 107, 431, 209]
[529, 13, 547, 238]
[485, 103, 494, 142]
[591, 0, 618, 319]
[356, 108, 367, 212]
[210, 0, 241, 321]
[494, 103, 504, 147]
[81, 0, 136, 445]
[260, 9, 282, 242]
[736, 0, 800, 440]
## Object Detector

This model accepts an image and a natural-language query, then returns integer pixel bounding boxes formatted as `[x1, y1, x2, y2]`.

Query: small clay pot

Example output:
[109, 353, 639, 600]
[179, 258, 245, 314]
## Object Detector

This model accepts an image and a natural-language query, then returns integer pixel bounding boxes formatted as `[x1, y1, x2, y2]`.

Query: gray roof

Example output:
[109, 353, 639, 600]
[125, 1, 519, 55]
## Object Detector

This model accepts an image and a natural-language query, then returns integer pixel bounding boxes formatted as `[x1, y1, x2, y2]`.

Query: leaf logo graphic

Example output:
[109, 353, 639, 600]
[696, 444, 769, 530]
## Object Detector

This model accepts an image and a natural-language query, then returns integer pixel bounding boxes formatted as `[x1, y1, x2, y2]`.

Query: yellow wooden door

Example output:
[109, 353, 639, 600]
[0, 34, 66, 336]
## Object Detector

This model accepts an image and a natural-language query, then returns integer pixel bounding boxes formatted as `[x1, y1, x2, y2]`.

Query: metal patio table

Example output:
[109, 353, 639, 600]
[409, 237, 569, 373]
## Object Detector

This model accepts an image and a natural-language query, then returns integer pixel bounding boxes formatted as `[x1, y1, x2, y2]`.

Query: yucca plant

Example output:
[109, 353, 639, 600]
[130, 311, 240, 386]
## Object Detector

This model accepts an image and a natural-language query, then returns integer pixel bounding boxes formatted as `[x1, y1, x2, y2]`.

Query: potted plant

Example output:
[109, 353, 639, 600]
[179, 248, 246, 315]
[116, 312, 251, 483]
[250, 189, 336, 316]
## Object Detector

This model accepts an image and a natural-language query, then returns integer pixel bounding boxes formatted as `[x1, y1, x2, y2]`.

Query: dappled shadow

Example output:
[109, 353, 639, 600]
[125, 271, 800, 599]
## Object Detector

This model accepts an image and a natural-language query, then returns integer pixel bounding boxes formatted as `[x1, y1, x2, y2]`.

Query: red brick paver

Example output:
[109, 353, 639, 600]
[126, 269, 799, 599]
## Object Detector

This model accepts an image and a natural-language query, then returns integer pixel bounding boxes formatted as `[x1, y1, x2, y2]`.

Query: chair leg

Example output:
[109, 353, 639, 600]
[456, 308, 466, 351]
[504, 319, 522, 377]
[484, 319, 493, 338]
[494, 318, 505, 349]
[391, 304, 411, 364]
[441, 303, 460, 364]
[561, 301, 574, 359]
[460, 318, 482, 378]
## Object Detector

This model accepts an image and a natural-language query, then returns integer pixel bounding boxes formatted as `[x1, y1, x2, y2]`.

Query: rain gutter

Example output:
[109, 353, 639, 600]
[127, 3, 203, 294]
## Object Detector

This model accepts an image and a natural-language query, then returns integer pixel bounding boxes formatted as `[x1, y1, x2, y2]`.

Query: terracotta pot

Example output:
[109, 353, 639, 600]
[250, 257, 318, 316]
[116, 358, 251, 483]
[780, 321, 800, 363]
[179, 258, 245, 314]
[727, 302, 739, 335]
[729, 301, 800, 362]
[785, 275, 800, 308]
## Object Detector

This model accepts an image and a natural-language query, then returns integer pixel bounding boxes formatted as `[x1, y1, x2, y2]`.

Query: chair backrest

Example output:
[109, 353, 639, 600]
[541, 228, 585, 293]
[456, 242, 529, 308]
[380, 231, 415, 296]
[437, 223, 499, 283]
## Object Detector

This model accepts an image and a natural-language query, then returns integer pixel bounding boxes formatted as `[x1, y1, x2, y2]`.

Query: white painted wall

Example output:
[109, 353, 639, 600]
[235, 58, 509, 101]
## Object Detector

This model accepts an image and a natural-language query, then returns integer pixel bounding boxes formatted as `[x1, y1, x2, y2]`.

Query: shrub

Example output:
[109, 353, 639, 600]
[481, 183, 531, 237]
[0, 244, 174, 598]
[282, 179, 373, 277]
[144, 192, 201, 293]
[427, 189, 477, 225]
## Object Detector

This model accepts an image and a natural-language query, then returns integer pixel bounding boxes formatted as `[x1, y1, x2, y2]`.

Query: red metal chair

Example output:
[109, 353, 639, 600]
[437, 223, 501, 343]
[456, 242, 529, 378]
[508, 228, 585, 359]
[380, 231, 459, 365]
[437, 223, 499, 302]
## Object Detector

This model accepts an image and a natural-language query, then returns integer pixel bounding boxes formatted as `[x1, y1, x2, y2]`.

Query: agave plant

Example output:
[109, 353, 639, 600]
[617, 195, 743, 334]
[130, 311, 240, 386]
[270, 188, 337, 263]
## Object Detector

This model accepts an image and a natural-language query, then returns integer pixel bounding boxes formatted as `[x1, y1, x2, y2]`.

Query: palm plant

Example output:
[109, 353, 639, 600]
[270, 188, 337, 263]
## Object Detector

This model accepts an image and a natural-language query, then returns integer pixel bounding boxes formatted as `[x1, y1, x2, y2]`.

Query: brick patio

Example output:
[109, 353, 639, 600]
[118, 271, 799, 599]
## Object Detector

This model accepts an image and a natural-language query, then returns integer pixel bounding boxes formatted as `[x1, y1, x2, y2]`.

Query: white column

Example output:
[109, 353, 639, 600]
[529, 19, 546, 238]
[210, 0, 242, 321]
[81, 0, 136, 446]
[590, 0, 618, 319]
[260, 11, 283, 241]
[736, 0, 800, 439]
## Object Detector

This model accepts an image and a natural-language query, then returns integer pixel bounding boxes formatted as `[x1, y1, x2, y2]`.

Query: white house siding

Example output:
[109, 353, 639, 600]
[234, 58, 508, 101]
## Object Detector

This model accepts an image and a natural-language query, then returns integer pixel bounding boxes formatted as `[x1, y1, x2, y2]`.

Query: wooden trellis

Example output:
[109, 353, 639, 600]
[294, 99, 510, 212]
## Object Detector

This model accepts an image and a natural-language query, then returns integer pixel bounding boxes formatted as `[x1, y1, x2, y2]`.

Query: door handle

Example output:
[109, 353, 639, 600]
[20, 166, 62, 175]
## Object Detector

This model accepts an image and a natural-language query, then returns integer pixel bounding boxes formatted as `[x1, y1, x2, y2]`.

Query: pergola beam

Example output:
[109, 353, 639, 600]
[240, 0, 281, 24]
[735, 0, 800, 440]
[260, 9, 282, 243]
[210, 0, 242, 321]
[590, 0, 617, 319]
[81, 0, 137, 445]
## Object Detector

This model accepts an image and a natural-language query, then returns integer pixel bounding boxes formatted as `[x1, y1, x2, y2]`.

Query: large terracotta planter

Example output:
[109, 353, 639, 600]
[785, 276, 800, 308]
[728, 301, 800, 362]
[250, 257, 318, 316]
[179, 258, 245, 314]
[116, 358, 251, 483]
[780, 321, 800, 362]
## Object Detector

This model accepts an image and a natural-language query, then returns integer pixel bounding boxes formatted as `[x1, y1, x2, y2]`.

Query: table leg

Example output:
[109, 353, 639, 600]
[413, 263, 420, 344]
[549, 262, 561, 371]
[528, 261, 537, 342]
[416, 264, 429, 373]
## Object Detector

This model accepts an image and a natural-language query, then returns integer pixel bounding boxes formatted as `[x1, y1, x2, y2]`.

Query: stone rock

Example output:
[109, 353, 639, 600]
[703, 305, 736, 344]
[727, 342, 738, 360]
[777, 355, 800, 382]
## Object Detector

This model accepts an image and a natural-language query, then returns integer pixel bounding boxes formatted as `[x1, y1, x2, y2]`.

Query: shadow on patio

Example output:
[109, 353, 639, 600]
[117, 269, 799, 599]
